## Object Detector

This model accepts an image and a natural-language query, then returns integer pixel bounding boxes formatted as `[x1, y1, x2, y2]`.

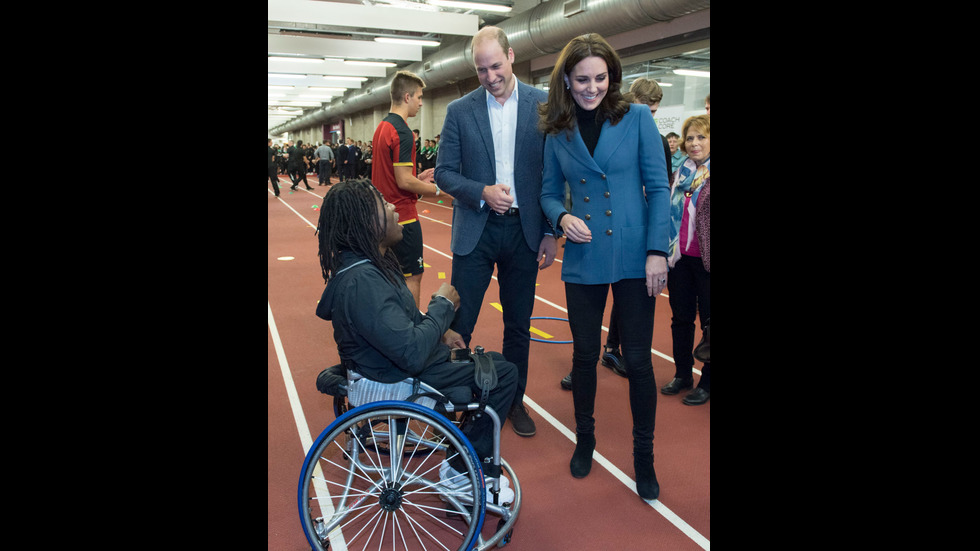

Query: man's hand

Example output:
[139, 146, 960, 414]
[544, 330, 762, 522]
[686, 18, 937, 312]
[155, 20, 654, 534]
[482, 184, 514, 213]
[537, 234, 557, 270]
[432, 282, 460, 311]
[442, 328, 466, 349]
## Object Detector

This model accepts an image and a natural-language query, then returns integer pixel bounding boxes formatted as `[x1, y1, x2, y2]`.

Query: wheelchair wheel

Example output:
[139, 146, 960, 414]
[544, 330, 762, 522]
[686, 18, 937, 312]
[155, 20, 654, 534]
[299, 400, 486, 551]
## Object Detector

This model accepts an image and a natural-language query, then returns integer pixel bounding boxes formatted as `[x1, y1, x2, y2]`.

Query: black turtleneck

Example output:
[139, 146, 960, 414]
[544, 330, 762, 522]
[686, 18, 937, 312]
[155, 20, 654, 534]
[575, 103, 601, 157]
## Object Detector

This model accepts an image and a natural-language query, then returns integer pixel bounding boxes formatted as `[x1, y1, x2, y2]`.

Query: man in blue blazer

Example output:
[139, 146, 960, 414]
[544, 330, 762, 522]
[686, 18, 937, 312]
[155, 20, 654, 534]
[434, 26, 557, 437]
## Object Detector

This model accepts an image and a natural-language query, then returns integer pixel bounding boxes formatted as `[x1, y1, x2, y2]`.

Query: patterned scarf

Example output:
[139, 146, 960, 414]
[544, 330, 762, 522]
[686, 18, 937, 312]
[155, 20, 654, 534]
[668, 157, 710, 267]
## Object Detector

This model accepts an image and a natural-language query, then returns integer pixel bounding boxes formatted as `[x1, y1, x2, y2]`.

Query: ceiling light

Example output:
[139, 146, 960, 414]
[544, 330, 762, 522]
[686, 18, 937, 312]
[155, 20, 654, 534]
[375, 0, 441, 11]
[269, 73, 308, 79]
[308, 86, 348, 93]
[321, 76, 368, 82]
[673, 69, 710, 78]
[345, 60, 397, 68]
[375, 36, 441, 47]
[268, 85, 296, 90]
[268, 56, 324, 64]
[272, 101, 324, 107]
[428, 0, 512, 12]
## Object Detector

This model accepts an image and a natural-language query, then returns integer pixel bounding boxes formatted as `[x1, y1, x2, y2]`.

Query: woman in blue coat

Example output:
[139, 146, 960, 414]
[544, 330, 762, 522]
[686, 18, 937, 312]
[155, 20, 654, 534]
[538, 33, 671, 501]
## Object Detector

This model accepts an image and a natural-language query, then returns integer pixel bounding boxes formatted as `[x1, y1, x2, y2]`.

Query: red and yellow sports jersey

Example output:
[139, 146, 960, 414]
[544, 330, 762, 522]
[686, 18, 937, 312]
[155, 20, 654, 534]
[372, 113, 418, 223]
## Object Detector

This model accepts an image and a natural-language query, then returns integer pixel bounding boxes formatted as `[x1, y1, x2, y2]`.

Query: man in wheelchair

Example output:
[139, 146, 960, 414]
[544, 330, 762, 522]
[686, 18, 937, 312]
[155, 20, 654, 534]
[314, 178, 518, 501]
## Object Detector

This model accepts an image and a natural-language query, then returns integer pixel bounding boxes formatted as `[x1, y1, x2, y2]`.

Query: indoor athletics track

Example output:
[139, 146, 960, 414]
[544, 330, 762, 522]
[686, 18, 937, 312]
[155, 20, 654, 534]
[268, 173, 709, 550]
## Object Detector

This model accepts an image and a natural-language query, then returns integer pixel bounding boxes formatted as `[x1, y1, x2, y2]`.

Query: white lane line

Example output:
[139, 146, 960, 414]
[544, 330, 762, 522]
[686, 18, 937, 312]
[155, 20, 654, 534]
[523, 395, 710, 549]
[269, 302, 348, 551]
[269, 301, 314, 453]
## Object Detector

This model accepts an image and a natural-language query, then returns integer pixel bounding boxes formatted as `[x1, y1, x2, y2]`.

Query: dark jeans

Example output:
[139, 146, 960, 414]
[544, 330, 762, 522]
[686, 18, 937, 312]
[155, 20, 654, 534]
[420, 352, 517, 476]
[450, 213, 538, 407]
[668, 254, 710, 391]
[566, 279, 657, 454]
[318, 160, 331, 184]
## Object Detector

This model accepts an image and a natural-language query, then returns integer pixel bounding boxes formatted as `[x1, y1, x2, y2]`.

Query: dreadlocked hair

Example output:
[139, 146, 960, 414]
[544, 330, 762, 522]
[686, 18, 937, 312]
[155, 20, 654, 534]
[315, 178, 404, 286]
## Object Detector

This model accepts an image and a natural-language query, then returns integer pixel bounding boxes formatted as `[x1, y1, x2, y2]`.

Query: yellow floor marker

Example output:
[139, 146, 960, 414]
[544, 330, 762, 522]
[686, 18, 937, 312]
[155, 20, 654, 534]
[490, 303, 555, 339]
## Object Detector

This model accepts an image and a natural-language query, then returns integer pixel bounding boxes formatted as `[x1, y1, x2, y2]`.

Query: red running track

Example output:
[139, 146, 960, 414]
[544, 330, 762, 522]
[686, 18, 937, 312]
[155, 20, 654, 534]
[268, 174, 708, 550]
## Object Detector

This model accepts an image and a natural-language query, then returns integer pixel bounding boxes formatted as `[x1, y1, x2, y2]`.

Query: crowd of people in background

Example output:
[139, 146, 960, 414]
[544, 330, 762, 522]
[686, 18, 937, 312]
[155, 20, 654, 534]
[269, 132, 442, 186]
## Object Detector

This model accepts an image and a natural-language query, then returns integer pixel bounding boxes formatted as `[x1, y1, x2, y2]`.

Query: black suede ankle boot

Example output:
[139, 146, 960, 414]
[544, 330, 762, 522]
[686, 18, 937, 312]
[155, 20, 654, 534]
[570, 434, 596, 478]
[634, 453, 660, 500]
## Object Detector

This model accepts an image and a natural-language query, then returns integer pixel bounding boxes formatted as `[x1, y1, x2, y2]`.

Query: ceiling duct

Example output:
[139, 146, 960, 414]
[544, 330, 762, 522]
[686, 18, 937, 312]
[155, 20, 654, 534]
[270, 0, 709, 136]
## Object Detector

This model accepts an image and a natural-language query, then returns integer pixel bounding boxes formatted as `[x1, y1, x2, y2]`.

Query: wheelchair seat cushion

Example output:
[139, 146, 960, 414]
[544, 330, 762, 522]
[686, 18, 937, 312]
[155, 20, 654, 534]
[347, 376, 439, 410]
[316, 364, 348, 397]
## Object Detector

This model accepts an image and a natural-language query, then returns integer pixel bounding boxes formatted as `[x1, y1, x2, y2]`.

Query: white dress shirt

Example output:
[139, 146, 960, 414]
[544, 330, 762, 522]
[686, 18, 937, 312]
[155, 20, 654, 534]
[484, 79, 520, 209]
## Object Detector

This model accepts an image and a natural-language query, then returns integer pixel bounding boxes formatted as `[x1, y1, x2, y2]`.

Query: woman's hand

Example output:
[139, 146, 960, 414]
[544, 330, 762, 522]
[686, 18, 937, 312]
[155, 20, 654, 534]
[645, 255, 668, 297]
[560, 214, 592, 243]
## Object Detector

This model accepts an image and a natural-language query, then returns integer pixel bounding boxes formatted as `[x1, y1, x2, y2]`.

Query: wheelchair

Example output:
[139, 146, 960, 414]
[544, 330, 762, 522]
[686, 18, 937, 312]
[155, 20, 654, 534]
[299, 348, 522, 550]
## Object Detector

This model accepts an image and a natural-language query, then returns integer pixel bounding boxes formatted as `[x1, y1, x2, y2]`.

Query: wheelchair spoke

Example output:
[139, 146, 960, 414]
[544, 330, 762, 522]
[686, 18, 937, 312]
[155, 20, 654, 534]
[392, 511, 410, 550]
[396, 423, 434, 485]
[388, 415, 404, 489]
[400, 498, 467, 535]
[397, 508, 427, 551]
[320, 449, 380, 491]
[346, 507, 384, 550]
[398, 507, 454, 551]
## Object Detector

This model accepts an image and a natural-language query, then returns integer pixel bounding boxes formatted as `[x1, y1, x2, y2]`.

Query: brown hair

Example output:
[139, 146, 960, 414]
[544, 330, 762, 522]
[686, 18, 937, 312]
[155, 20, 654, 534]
[390, 70, 425, 104]
[537, 33, 629, 136]
[625, 77, 663, 105]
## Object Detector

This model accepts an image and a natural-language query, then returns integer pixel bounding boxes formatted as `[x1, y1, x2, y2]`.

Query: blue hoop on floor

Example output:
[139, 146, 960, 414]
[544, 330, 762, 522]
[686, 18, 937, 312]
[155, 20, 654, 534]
[529, 316, 572, 344]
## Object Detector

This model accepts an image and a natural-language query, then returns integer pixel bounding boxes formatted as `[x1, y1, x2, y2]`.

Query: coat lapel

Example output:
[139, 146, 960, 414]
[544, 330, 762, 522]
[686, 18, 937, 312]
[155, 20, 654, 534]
[592, 112, 634, 171]
[514, 82, 534, 159]
[470, 90, 495, 175]
[557, 127, 601, 173]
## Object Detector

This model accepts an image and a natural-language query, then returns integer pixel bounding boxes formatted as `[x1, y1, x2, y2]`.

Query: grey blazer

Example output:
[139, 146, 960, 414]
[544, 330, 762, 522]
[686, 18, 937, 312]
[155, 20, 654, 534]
[434, 81, 550, 256]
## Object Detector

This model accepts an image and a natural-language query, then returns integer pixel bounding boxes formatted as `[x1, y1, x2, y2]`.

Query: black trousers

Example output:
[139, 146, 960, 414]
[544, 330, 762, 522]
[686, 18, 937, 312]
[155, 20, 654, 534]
[288, 166, 309, 188]
[667, 254, 710, 391]
[269, 166, 280, 196]
[565, 279, 657, 454]
[450, 213, 538, 408]
[419, 352, 517, 476]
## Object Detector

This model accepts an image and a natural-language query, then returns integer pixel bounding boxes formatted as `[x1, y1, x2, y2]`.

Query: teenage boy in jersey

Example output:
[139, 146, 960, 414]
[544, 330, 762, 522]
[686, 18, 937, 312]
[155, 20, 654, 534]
[371, 70, 443, 309]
